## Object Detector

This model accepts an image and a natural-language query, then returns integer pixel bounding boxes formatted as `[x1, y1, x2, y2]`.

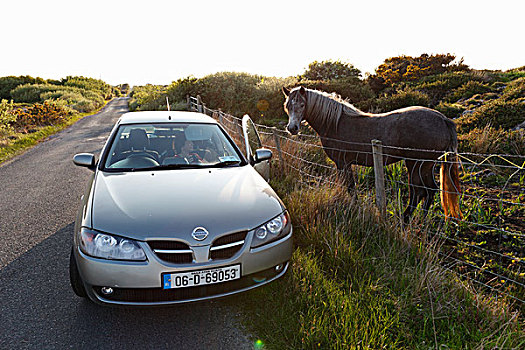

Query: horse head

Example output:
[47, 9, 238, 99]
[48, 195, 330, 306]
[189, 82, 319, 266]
[282, 86, 307, 135]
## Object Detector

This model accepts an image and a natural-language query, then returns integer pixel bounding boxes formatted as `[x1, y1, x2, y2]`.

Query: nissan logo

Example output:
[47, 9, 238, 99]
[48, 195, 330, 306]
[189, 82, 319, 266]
[192, 227, 209, 241]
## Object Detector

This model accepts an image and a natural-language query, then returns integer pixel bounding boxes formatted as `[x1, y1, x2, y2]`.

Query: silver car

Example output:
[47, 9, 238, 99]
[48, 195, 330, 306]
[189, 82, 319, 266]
[69, 111, 292, 306]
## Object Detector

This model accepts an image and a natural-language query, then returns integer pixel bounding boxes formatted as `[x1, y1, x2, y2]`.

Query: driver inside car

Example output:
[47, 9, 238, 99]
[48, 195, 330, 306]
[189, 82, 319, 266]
[180, 140, 203, 163]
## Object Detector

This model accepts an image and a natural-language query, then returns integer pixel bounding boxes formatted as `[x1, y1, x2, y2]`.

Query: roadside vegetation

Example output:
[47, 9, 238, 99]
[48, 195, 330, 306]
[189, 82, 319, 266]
[0, 76, 123, 164]
[235, 172, 523, 349]
[129, 54, 524, 348]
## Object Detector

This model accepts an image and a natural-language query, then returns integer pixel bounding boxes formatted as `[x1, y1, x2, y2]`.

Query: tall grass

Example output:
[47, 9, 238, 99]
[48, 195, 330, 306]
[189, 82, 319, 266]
[235, 165, 523, 349]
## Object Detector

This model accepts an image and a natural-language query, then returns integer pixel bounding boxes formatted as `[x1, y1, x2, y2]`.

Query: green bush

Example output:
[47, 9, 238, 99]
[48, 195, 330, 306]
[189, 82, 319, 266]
[62, 76, 114, 99]
[0, 99, 16, 136]
[370, 90, 430, 112]
[502, 77, 525, 100]
[0, 76, 47, 100]
[301, 60, 361, 80]
[414, 71, 491, 105]
[132, 73, 300, 122]
[447, 81, 492, 102]
[128, 84, 167, 111]
[435, 102, 466, 119]
[457, 98, 525, 132]
[458, 126, 525, 155]
[11, 84, 104, 112]
[298, 77, 374, 105]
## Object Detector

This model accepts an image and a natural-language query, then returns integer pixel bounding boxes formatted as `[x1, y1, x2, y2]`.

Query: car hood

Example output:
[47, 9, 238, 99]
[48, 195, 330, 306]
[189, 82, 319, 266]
[90, 166, 284, 244]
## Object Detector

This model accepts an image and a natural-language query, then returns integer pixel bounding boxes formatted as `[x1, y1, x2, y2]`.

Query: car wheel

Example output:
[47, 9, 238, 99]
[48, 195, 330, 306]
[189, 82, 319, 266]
[69, 248, 87, 298]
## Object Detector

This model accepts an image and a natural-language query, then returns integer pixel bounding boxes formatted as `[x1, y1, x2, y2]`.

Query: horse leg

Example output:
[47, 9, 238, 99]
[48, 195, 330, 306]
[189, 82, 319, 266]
[421, 162, 439, 215]
[344, 165, 355, 191]
[335, 161, 355, 191]
[403, 160, 427, 224]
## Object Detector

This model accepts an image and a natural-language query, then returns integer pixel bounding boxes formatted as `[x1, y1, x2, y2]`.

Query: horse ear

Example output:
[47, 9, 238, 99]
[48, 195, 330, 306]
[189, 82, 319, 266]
[282, 86, 290, 97]
[299, 86, 306, 96]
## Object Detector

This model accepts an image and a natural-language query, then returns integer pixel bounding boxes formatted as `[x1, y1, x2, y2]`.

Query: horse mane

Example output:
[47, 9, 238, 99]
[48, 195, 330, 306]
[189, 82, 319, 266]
[304, 88, 365, 133]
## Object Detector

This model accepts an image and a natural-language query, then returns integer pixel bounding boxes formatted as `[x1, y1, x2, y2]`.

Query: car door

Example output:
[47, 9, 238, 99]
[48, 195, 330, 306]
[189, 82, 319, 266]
[242, 115, 270, 181]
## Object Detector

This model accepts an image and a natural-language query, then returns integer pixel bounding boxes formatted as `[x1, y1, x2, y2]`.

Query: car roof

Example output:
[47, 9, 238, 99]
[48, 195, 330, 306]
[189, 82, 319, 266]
[118, 111, 218, 125]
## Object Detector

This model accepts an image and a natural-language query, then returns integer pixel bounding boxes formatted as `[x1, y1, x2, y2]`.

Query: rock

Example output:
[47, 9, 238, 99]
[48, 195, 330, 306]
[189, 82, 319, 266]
[512, 120, 525, 130]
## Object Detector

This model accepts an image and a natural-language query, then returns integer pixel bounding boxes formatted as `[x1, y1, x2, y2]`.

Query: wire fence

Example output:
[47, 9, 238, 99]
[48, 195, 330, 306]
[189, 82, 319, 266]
[189, 96, 525, 306]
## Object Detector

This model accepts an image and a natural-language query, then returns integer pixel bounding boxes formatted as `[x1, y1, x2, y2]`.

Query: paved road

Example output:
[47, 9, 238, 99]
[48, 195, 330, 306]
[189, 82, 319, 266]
[0, 98, 251, 349]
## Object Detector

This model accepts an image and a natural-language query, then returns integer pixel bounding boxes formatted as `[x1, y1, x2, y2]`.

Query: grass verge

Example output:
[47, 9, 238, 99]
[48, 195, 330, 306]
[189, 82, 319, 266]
[235, 173, 524, 349]
[0, 101, 110, 165]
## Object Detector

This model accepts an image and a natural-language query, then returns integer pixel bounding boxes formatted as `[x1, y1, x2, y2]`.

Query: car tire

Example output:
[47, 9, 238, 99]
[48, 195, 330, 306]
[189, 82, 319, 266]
[69, 248, 87, 298]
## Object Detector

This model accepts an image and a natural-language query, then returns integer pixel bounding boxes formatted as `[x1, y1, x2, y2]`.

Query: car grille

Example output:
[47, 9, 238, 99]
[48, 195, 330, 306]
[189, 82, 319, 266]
[147, 241, 193, 264]
[210, 231, 248, 260]
[93, 265, 283, 303]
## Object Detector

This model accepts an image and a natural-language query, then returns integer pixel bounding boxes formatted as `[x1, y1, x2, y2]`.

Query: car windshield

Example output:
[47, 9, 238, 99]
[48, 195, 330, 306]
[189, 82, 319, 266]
[103, 123, 243, 171]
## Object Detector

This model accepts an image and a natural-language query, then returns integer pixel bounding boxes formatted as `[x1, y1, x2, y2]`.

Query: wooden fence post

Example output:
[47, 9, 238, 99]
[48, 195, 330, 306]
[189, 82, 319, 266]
[372, 139, 386, 217]
[186, 95, 190, 110]
[218, 109, 223, 125]
[196, 95, 203, 113]
[271, 127, 284, 171]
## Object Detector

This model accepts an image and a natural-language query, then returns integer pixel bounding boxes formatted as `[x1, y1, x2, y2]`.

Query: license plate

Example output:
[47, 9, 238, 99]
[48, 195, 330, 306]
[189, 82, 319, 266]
[162, 264, 241, 289]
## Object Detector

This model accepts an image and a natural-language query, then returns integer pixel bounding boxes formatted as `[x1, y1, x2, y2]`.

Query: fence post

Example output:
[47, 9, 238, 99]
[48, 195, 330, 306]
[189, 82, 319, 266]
[372, 139, 386, 217]
[196, 95, 203, 113]
[186, 95, 190, 110]
[271, 127, 284, 171]
[218, 109, 223, 125]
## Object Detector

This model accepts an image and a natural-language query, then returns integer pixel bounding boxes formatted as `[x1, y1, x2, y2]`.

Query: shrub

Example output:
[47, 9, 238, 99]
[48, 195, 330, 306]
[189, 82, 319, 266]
[0, 76, 47, 100]
[0, 99, 16, 136]
[62, 76, 114, 99]
[370, 90, 430, 113]
[414, 71, 491, 105]
[458, 126, 525, 155]
[501, 77, 525, 100]
[301, 60, 361, 80]
[447, 81, 492, 102]
[367, 53, 469, 92]
[11, 83, 105, 112]
[297, 77, 374, 105]
[457, 98, 525, 132]
[12, 101, 71, 128]
[435, 102, 466, 119]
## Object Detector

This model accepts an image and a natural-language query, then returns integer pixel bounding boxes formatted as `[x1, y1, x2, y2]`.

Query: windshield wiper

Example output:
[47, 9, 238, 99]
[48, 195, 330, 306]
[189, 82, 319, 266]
[212, 160, 241, 168]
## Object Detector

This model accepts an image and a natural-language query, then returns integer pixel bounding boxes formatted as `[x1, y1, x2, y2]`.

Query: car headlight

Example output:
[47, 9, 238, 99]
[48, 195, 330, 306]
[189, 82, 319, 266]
[79, 228, 146, 261]
[251, 211, 291, 248]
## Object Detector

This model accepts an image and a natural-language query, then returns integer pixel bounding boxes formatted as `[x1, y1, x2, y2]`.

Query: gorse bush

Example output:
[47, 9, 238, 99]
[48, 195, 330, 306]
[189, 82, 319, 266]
[12, 101, 70, 128]
[367, 53, 469, 92]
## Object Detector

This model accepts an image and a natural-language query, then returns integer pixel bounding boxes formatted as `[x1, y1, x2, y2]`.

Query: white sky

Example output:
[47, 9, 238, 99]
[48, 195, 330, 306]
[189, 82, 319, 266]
[1, 0, 523, 86]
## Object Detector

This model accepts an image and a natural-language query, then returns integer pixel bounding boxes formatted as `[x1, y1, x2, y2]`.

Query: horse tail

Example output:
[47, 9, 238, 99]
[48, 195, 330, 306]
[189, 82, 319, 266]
[440, 122, 462, 220]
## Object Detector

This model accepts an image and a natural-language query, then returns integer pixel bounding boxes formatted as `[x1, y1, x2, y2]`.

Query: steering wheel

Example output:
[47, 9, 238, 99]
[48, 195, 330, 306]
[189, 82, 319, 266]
[125, 151, 158, 162]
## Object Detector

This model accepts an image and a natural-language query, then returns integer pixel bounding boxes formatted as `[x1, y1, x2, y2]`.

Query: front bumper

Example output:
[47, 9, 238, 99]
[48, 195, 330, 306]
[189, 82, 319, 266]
[75, 230, 292, 306]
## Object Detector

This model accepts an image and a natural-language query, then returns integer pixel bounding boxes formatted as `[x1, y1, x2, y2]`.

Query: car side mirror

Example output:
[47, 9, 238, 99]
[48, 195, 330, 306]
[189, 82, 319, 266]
[254, 148, 272, 163]
[73, 153, 96, 171]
